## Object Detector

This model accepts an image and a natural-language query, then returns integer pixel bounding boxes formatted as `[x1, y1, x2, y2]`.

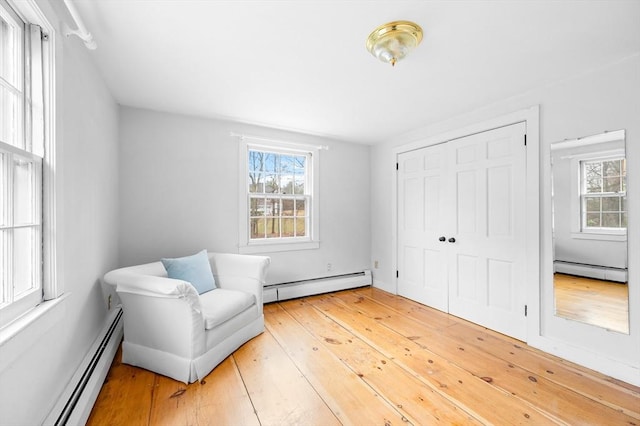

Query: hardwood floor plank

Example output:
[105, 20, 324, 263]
[86, 347, 155, 426]
[148, 375, 198, 425]
[147, 356, 260, 426]
[310, 293, 557, 425]
[279, 297, 483, 425]
[87, 288, 640, 426]
[264, 302, 411, 425]
[328, 291, 639, 425]
[360, 287, 640, 419]
[233, 326, 340, 426]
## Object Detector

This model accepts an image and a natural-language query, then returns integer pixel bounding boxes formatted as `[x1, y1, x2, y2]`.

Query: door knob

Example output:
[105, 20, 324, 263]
[448, 237, 456, 243]
[439, 236, 446, 242]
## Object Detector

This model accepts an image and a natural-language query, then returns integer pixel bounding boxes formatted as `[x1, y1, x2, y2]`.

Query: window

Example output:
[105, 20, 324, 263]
[581, 157, 627, 231]
[248, 150, 309, 239]
[0, 0, 51, 328]
[239, 138, 319, 253]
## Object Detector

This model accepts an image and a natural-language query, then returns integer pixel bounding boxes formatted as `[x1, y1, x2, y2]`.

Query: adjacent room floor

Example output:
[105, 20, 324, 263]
[88, 287, 640, 425]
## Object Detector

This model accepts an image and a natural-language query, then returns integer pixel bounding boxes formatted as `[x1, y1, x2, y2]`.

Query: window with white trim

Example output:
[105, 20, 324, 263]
[580, 157, 627, 231]
[239, 138, 319, 254]
[0, 0, 50, 328]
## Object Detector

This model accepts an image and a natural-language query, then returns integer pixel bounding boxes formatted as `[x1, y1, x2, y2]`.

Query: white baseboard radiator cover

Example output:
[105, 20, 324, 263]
[554, 261, 628, 283]
[264, 270, 372, 303]
[45, 307, 123, 426]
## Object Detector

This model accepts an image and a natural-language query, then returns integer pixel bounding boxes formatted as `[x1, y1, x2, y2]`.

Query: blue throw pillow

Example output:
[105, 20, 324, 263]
[161, 250, 216, 294]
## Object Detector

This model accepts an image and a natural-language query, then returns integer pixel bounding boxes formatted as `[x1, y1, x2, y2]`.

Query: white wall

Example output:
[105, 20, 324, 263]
[118, 107, 371, 285]
[0, 1, 120, 424]
[370, 54, 640, 384]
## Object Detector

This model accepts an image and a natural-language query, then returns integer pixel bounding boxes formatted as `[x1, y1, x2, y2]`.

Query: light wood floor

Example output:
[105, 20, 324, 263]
[554, 273, 629, 334]
[87, 287, 640, 425]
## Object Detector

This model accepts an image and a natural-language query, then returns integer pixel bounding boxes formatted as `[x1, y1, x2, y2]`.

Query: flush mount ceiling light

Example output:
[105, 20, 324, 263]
[366, 20, 423, 67]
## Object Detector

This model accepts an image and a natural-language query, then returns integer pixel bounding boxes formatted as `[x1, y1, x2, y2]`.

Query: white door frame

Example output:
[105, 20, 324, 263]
[391, 106, 540, 343]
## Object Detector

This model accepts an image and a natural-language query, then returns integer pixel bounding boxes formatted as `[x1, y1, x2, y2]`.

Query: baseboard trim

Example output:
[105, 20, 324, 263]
[45, 307, 123, 425]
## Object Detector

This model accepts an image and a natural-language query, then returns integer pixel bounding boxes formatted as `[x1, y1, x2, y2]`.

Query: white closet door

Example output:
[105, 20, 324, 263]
[396, 122, 528, 341]
[397, 144, 448, 312]
[447, 122, 527, 340]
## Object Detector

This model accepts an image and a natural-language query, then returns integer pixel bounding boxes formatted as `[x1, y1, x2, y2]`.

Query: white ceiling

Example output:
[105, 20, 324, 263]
[70, 0, 640, 144]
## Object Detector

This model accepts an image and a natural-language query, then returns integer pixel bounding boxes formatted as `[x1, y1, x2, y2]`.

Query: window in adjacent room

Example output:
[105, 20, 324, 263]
[580, 157, 627, 232]
[0, 0, 53, 328]
[239, 138, 319, 254]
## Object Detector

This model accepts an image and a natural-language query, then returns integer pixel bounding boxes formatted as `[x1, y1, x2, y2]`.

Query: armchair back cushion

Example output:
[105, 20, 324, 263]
[161, 249, 216, 294]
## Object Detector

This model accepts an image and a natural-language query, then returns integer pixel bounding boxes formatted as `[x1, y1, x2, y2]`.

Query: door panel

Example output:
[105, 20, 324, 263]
[397, 122, 528, 341]
[397, 145, 448, 311]
[448, 122, 527, 340]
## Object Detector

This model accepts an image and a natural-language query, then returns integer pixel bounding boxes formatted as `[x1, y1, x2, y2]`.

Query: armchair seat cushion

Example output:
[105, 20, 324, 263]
[200, 289, 256, 330]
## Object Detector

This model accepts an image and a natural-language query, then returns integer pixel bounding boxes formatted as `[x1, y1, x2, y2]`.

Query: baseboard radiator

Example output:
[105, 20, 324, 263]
[554, 261, 628, 283]
[264, 270, 372, 303]
[45, 307, 123, 426]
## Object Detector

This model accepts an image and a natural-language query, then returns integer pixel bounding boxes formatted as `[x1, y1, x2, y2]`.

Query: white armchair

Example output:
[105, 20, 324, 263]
[103, 252, 270, 384]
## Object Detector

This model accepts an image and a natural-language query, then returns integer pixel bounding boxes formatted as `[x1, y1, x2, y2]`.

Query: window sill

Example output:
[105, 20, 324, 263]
[239, 240, 320, 254]
[0, 294, 68, 374]
[571, 232, 627, 242]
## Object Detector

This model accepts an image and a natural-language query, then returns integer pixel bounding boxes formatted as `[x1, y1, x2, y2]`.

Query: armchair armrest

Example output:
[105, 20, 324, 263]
[103, 263, 206, 360]
[208, 253, 270, 313]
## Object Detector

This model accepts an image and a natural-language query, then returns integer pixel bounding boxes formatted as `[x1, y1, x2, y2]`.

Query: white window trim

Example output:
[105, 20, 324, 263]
[0, 0, 58, 333]
[238, 136, 320, 254]
[568, 148, 626, 242]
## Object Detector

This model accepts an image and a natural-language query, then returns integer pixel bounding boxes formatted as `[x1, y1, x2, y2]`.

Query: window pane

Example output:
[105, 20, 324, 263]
[295, 199, 306, 217]
[248, 151, 264, 172]
[585, 213, 600, 227]
[280, 174, 294, 194]
[601, 196, 620, 212]
[265, 198, 279, 216]
[13, 226, 36, 297]
[250, 197, 265, 217]
[585, 197, 600, 212]
[282, 199, 294, 216]
[294, 175, 305, 195]
[265, 218, 280, 238]
[249, 172, 264, 193]
[264, 153, 278, 173]
[584, 162, 602, 193]
[13, 156, 34, 225]
[280, 155, 294, 173]
[0, 85, 21, 147]
[602, 213, 620, 228]
[602, 160, 621, 177]
[250, 218, 265, 239]
[603, 176, 621, 193]
[0, 14, 18, 85]
[295, 218, 306, 237]
[294, 156, 306, 171]
[265, 174, 278, 193]
[281, 218, 294, 237]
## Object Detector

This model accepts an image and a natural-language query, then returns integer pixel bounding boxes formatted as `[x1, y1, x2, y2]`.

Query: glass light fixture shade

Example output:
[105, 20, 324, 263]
[366, 21, 423, 66]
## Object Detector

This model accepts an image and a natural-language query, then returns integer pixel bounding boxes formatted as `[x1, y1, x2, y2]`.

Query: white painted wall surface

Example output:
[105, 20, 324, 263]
[118, 107, 371, 285]
[370, 54, 640, 384]
[0, 1, 120, 424]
